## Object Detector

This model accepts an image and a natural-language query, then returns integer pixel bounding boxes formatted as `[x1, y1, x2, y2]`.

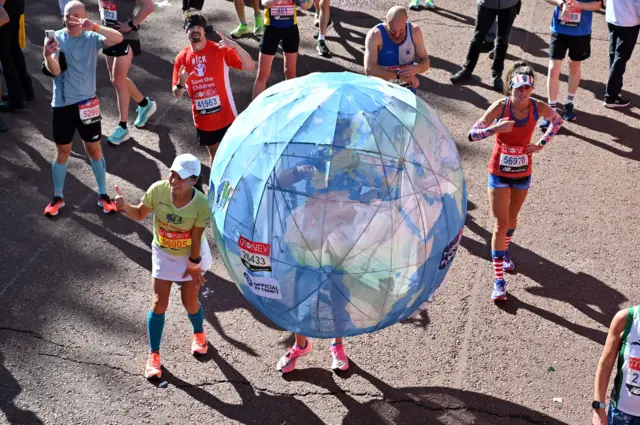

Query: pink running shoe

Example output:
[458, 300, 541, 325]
[276, 340, 312, 373]
[330, 343, 349, 371]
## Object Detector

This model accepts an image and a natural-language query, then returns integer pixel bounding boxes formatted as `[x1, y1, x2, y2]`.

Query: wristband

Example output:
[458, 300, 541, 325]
[93, 23, 100, 32]
[176, 83, 185, 90]
[188, 257, 201, 272]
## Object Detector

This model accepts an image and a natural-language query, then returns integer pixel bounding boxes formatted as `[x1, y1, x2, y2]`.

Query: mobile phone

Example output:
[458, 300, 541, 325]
[45, 30, 56, 41]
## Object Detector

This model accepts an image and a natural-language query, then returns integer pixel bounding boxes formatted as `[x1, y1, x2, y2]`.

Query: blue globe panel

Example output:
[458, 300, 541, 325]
[210, 72, 467, 338]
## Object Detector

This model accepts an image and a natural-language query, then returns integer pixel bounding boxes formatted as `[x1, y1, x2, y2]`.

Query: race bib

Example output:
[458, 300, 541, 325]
[100, 1, 117, 21]
[195, 95, 222, 115]
[158, 228, 192, 250]
[273, 5, 295, 18]
[498, 145, 528, 173]
[239, 236, 272, 272]
[560, 5, 581, 26]
[78, 97, 101, 125]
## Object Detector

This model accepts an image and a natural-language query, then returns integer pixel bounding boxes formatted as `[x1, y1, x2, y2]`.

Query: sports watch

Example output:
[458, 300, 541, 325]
[591, 401, 606, 410]
[128, 19, 139, 30]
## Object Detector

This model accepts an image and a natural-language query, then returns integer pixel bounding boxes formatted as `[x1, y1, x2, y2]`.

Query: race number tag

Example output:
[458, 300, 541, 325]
[195, 95, 222, 115]
[498, 145, 528, 174]
[100, 1, 118, 21]
[239, 236, 272, 272]
[560, 5, 581, 26]
[273, 6, 294, 16]
[627, 357, 640, 386]
[273, 1, 294, 18]
[78, 97, 101, 125]
[158, 228, 192, 250]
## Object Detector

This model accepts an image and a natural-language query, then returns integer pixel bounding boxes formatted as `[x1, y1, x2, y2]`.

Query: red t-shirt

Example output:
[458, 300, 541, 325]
[172, 41, 243, 132]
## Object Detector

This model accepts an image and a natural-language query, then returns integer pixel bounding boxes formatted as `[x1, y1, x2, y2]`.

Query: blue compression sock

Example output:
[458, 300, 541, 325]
[188, 304, 204, 334]
[147, 311, 165, 352]
[90, 157, 107, 195]
[52, 160, 68, 198]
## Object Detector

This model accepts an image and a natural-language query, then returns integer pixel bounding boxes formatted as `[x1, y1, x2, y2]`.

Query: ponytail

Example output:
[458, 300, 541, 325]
[192, 175, 205, 194]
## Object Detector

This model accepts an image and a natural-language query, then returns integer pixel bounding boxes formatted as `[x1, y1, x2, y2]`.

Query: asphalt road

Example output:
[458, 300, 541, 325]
[1, 0, 639, 424]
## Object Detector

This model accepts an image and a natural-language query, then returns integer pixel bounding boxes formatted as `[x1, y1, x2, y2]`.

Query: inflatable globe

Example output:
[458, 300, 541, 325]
[209, 72, 467, 338]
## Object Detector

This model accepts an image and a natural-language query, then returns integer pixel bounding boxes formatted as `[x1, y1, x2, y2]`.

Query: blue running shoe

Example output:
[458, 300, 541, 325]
[107, 126, 130, 145]
[538, 117, 550, 131]
[504, 252, 515, 272]
[134, 98, 157, 128]
[491, 279, 507, 301]
[563, 103, 576, 121]
[409, 0, 421, 10]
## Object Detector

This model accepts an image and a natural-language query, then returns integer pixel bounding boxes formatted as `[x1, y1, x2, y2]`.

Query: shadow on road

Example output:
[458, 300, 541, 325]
[462, 214, 624, 344]
[0, 352, 45, 425]
[160, 345, 326, 424]
[284, 361, 568, 424]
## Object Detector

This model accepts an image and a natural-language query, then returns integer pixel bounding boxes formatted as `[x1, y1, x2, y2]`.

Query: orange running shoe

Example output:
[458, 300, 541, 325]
[145, 352, 162, 378]
[97, 194, 117, 214]
[192, 332, 208, 355]
[44, 196, 65, 216]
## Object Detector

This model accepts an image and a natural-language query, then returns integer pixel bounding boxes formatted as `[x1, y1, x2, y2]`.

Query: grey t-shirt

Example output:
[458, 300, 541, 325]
[99, 0, 139, 41]
[51, 30, 105, 107]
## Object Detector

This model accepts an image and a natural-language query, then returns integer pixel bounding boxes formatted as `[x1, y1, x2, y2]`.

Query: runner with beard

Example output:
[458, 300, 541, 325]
[172, 12, 255, 166]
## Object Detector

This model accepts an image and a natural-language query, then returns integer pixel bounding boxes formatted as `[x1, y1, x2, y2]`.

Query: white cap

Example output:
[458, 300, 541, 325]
[170, 154, 201, 179]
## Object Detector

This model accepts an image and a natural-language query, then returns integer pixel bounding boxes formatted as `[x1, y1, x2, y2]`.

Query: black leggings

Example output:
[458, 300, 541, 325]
[182, 0, 204, 11]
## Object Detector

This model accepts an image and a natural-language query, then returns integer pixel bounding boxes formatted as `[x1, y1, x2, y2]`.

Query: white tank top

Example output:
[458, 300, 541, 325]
[612, 305, 640, 416]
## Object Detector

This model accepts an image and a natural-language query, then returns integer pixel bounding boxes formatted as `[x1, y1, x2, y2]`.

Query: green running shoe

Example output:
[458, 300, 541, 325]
[230, 23, 250, 39]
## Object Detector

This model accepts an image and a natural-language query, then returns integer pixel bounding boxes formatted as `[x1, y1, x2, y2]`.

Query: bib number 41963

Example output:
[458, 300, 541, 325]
[195, 95, 221, 115]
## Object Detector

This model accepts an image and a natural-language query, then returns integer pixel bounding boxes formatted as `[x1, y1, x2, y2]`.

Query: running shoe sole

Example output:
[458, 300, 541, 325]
[603, 101, 631, 108]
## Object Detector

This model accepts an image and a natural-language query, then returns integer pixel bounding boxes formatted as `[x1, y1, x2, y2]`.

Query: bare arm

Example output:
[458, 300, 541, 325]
[133, 0, 155, 26]
[190, 226, 204, 260]
[575, 0, 602, 11]
[594, 310, 628, 407]
[542, 0, 563, 6]
[234, 43, 255, 71]
[262, 0, 280, 7]
[96, 24, 124, 46]
[364, 28, 398, 81]
[120, 202, 153, 221]
[410, 25, 430, 74]
[43, 38, 62, 76]
[217, 32, 256, 72]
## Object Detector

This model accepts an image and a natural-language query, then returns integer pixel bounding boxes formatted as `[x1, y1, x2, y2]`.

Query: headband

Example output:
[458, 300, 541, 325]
[510, 74, 534, 89]
[184, 14, 207, 31]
